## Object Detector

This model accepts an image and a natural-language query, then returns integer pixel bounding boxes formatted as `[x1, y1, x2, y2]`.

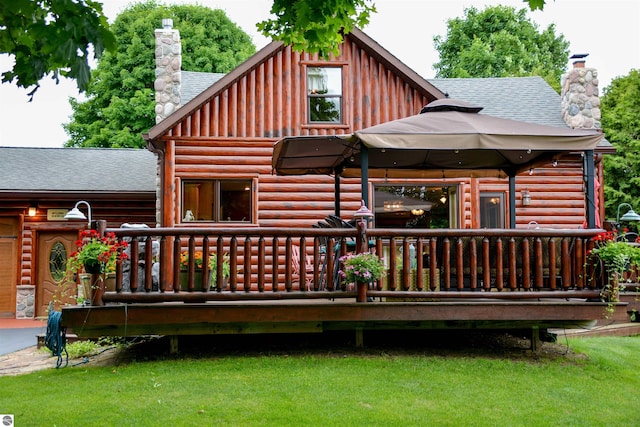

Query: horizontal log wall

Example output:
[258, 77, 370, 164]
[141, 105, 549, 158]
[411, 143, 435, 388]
[157, 37, 597, 231]
[161, 40, 434, 228]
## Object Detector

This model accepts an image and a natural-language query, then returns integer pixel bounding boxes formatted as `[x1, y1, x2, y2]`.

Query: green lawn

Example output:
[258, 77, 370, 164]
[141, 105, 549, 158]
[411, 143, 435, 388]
[1, 335, 639, 426]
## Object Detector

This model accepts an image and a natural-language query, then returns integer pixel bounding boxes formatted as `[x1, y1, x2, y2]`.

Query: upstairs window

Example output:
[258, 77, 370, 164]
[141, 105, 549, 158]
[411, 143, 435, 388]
[182, 179, 252, 223]
[307, 67, 342, 123]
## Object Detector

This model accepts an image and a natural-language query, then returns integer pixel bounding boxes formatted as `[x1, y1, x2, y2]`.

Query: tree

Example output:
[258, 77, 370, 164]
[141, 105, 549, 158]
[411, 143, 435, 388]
[2, 1, 551, 96]
[64, 1, 255, 149]
[432, 6, 569, 92]
[256, 1, 549, 58]
[0, 0, 115, 99]
[257, 0, 376, 58]
[601, 70, 640, 219]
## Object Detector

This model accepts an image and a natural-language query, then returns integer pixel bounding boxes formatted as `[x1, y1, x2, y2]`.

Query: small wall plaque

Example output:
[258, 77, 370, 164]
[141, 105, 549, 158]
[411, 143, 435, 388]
[47, 209, 69, 221]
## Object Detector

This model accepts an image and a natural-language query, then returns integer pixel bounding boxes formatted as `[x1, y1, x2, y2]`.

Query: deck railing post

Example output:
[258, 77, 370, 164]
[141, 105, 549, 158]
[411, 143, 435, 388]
[354, 201, 374, 302]
[355, 219, 368, 302]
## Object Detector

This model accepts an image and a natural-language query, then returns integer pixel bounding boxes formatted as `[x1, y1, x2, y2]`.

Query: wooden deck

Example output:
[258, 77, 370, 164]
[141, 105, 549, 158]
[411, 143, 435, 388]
[60, 223, 629, 341]
[62, 298, 622, 338]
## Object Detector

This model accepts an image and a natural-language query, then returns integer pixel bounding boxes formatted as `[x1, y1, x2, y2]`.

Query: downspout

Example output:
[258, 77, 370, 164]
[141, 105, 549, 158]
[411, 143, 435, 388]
[145, 138, 165, 228]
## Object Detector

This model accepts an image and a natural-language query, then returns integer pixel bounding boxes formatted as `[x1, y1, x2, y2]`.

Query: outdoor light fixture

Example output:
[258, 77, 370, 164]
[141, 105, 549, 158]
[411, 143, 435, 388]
[522, 188, 531, 206]
[616, 202, 640, 222]
[439, 194, 447, 204]
[383, 200, 404, 212]
[64, 200, 92, 227]
[27, 205, 37, 217]
[353, 200, 374, 220]
[411, 208, 424, 216]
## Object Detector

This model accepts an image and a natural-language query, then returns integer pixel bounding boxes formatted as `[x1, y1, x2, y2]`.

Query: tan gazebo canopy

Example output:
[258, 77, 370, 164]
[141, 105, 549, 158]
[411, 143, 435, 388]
[272, 99, 603, 227]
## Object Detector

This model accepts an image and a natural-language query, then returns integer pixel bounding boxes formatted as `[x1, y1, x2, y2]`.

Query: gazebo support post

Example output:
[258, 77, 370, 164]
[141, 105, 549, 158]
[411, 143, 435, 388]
[509, 175, 516, 229]
[360, 145, 369, 207]
[334, 171, 341, 217]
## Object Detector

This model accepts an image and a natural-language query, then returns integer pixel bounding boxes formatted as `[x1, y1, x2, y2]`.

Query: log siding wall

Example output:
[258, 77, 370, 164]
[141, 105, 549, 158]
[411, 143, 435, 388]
[157, 41, 601, 230]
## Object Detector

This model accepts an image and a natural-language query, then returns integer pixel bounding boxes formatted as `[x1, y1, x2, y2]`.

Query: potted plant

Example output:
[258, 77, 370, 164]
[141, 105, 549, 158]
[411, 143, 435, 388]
[338, 252, 385, 291]
[61, 229, 129, 305]
[209, 253, 231, 290]
[179, 251, 230, 290]
[588, 229, 640, 318]
[67, 230, 129, 275]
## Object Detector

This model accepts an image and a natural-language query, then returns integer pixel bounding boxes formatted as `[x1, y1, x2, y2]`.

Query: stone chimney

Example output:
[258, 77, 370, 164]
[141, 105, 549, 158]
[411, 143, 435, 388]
[154, 18, 181, 124]
[560, 53, 600, 130]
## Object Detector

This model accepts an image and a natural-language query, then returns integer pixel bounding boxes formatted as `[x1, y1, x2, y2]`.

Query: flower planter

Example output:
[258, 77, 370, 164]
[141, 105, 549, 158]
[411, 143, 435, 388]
[79, 274, 92, 304]
[105, 273, 116, 292]
[79, 273, 104, 305]
[179, 270, 211, 291]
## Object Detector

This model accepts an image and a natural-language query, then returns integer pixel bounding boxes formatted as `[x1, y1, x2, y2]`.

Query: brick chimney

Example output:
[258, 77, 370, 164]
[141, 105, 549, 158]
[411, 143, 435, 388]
[560, 53, 600, 130]
[154, 18, 181, 123]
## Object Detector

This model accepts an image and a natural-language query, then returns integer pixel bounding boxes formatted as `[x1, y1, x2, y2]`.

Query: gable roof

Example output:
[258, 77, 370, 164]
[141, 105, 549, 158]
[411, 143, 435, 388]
[181, 71, 225, 105]
[428, 77, 567, 127]
[144, 28, 445, 142]
[0, 147, 157, 193]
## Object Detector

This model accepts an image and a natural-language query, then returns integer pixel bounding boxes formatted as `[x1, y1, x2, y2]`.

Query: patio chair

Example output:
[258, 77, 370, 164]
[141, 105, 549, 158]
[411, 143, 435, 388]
[291, 245, 314, 291]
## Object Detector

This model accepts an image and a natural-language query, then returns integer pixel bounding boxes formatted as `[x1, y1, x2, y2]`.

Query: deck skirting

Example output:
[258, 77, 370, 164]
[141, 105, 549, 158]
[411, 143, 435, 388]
[61, 299, 625, 338]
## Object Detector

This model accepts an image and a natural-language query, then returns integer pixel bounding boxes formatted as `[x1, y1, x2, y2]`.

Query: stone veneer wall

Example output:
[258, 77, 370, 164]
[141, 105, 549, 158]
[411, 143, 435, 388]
[16, 285, 35, 318]
[154, 20, 181, 124]
[561, 64, 601, 129]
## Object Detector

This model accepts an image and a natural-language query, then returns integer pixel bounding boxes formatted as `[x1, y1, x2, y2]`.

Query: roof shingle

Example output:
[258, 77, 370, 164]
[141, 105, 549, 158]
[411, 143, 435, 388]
[0, 147, 157, 192]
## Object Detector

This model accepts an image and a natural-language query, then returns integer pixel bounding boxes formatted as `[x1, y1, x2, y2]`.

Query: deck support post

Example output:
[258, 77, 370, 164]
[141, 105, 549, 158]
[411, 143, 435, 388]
[355, 328, 364, 347]
[169, 335, 179, 354]
[530, 326, 540, 353]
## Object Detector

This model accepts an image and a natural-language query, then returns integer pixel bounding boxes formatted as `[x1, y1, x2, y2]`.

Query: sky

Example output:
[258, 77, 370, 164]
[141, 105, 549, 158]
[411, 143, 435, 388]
[0, 0, 638, 148]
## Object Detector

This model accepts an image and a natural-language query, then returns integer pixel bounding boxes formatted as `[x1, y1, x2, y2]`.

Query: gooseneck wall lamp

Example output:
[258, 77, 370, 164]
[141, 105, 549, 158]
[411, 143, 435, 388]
[616, 202, 640, 223]
[64, 200, 93, 228]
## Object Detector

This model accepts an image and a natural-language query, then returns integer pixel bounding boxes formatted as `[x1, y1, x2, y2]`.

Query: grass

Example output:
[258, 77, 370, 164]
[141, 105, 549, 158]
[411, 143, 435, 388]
[1, 334, 639, 426]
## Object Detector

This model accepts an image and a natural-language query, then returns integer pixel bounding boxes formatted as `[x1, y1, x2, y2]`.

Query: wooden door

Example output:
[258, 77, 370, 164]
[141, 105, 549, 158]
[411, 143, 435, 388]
[36, 232, 77, 317]
[0, 218, 18, 316]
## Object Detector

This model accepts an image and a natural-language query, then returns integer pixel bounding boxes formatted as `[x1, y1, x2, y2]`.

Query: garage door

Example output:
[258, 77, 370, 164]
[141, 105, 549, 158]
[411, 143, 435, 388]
[0, 218, 18, 316]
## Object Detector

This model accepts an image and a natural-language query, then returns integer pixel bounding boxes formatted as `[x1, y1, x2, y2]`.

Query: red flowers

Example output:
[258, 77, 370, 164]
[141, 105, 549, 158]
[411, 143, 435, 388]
[67, 229, 129, 274]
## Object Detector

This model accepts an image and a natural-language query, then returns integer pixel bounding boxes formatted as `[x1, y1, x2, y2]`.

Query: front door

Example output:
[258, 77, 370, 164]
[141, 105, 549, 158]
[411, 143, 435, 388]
[36, 232, 77, 317]
[0, 218, 19, 317]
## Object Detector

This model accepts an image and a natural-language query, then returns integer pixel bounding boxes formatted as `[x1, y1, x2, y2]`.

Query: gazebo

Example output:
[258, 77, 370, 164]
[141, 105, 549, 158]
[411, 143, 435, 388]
[272, 99, 603, 227]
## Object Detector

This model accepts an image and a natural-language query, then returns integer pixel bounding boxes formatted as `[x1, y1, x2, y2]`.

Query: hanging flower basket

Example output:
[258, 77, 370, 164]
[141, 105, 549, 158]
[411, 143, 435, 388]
[338, 252, 385, 290]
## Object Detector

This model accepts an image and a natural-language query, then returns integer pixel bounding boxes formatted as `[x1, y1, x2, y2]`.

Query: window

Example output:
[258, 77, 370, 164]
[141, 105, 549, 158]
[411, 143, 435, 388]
[373, 185, 457, 228]
[307, 67, 342, 123]
[479, 193, 505, 228]
[49, 241, 67, 281]
[182, 179, 252, 223]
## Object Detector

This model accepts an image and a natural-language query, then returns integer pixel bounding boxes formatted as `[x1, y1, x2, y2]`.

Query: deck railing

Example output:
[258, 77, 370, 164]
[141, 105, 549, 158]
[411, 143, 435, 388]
[91, 221, 604, 305]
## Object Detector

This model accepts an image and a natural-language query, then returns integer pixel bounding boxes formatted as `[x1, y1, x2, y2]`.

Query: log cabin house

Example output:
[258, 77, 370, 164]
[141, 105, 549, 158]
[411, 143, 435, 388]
[50, 25, 628, 346]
